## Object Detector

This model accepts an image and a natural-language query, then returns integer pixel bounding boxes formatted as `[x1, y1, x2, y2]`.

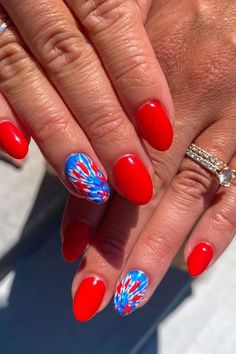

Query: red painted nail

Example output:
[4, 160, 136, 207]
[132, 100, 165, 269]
[73, 277, 106, 322]
[0, 121, 28, 159]
[187, 243, 213, 277]
[62, 221, 91, 263]
[136, 100, 173, 151]
[113, 154, 153, 205]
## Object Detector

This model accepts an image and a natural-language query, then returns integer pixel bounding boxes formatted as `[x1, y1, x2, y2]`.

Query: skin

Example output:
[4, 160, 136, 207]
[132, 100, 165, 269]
[62, 0, 236, 317]
[0, 0, 174, 201]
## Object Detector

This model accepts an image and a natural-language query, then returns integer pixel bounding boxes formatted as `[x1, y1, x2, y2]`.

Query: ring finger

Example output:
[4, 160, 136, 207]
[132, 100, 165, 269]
[113, 117, 236, 316]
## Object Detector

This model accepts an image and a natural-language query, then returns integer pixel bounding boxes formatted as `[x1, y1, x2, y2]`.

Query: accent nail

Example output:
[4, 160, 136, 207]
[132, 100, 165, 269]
[73, 277, 106, 322]
[62, 221, 91, 263]
[113, 154, 153, 205]
[0, 121, 28, 159]
[65, 153, 110, 204]
[187, 242, 213, 277]
[136, 100, 173, 151]
[114, 270, 149, 316]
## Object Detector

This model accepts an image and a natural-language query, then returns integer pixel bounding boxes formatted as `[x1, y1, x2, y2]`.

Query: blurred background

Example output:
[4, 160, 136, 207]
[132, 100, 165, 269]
[0, 142, 236, 354]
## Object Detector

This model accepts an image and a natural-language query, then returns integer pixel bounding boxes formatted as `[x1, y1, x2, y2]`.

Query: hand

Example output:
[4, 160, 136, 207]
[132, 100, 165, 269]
[0, 0, 174, 205]
[61, 0, 236, 321]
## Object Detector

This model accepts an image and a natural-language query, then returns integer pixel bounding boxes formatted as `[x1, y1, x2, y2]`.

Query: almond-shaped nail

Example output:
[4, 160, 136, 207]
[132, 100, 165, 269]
[113, 154, 153, 205]
[0, 121, 28, 159]
[187, 242, 213, 277]
[73, 277, 106, 322]
[136, 100, 173, 151]
[65, 153, 110, 204]
[62, 221, 92, 263]
[114, 270, 149, 316]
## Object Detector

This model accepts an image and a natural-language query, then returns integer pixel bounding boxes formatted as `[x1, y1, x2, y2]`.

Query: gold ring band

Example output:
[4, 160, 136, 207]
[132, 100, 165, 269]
[186, 144, 236, 187]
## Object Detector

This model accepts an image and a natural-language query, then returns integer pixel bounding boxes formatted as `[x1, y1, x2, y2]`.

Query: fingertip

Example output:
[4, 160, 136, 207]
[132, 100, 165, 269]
[62, 220, 92, 263]
[186, 242, 214, 277]
[0, 121, 29, 159]
[73, 277, 106, 322]
[113, 154, 153, 205]
[136, 100, 173, 151]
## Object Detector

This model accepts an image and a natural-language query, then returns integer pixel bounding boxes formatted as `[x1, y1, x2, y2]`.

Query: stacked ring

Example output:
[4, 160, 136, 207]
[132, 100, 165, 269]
[186, 144, 236, 187]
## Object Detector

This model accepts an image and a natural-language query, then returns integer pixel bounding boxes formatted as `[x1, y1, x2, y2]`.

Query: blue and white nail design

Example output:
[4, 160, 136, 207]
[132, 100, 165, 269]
[65, 153, 110, 204]
[114, 270, 149, 316]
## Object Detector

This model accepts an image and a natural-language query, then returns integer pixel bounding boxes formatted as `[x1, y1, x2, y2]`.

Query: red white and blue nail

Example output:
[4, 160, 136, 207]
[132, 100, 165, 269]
[65, 153, 110, 204]
[114, 270, 149, 316]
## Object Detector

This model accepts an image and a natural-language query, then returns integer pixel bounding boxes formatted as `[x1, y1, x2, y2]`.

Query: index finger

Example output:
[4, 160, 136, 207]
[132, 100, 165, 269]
[67, 0, 174, 151]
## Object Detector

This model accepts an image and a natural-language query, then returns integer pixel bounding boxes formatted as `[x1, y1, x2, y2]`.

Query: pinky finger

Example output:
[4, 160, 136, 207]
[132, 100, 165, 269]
[0, 92, 29, 159]
[184, 156, 236, 277]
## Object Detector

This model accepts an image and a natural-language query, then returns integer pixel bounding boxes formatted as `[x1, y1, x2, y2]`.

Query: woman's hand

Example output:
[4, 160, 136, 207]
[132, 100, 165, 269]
[0, 0, 174, 205]
[61, 0, 236, 321]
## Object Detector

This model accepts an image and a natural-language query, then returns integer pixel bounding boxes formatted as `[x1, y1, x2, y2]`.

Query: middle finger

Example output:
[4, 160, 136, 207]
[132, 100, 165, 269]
[1, 0, 165, 204]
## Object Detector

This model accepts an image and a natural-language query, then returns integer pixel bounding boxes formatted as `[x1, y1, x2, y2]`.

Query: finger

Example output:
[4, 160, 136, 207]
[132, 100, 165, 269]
[184, 155, 236, 277]
[0, 12, 110, 204]
[0, 92, 29, 159]
[61, 194, 107, 263]
[135, 0, 152, 23]
[3, 0, 155, 205]
[66, 0, 174, 150]
[68, 113, 231, 320]
[113, 117, 236, 316]
[70, 194, 155, 321]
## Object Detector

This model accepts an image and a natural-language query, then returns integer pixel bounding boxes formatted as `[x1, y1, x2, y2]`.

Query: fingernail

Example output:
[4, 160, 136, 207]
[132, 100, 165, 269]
[62, 221, 92, 263]
[0, 121, 28, 159]
[113, 154, 153, 205]
[114, 270, 149, 316]
[73, 277, 106, 322]
[65, 153, 110, 204]
[136, 100, 173, 151]
[187, 242, 213, 277]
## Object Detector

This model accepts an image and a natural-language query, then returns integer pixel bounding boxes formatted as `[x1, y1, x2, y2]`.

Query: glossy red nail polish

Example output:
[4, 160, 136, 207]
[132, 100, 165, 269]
[0, 121, 28, 159]
[137, 100, 173, 151]
[187, 243, 213, 277]
[73, 277, 106, 322]
[62, 221, 91, 263]
[113, 154, 153, 205]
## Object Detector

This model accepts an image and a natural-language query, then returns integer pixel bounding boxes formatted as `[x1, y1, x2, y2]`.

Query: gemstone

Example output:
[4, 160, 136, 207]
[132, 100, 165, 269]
[0, 23, 7, 33]
[218, 168, 235, 186]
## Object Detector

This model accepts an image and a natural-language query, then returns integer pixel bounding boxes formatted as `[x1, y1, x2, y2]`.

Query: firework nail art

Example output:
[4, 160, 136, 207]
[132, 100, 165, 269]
[114, 270, 149, 316]
[65, 153, 110, 204]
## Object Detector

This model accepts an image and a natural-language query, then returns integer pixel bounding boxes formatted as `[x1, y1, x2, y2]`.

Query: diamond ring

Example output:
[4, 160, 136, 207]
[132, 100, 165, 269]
[0, 22, 8, 35]
[186, 144, 236, 187]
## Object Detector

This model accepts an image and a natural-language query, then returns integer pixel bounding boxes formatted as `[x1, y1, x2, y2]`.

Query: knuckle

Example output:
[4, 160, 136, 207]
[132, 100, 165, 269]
[35, 24, 89, 75]
[171, 164, 212, 202]
[151, 152, 174, 192]
[189, 13, 236, 97]
[84, 108, 128, 145]
[195, 0, 217, 22]
[32, 114, 71, 146]
[113, 52, 156, 90]
[143, 234, 172, 264]
[190, 47, 235, 96]
[0, 38, 29, 85]
[151, 169, 168, 202]
[211, 208, 236, 233]
[79, 0, 132, 34]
